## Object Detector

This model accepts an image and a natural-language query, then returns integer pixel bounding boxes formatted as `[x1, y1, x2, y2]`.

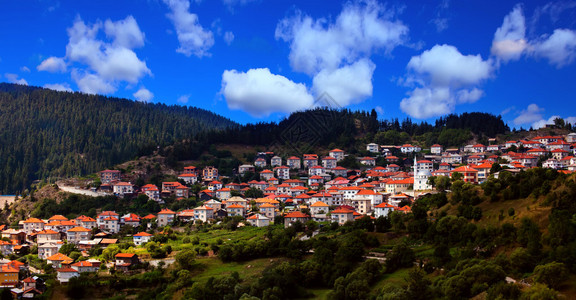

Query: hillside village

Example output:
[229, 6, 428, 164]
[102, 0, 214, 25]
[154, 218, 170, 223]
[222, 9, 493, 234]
[0, 132, 575, 295]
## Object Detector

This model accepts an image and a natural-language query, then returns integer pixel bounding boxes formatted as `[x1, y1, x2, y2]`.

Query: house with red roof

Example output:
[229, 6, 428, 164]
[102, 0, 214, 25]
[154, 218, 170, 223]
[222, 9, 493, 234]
[329, 148, 345, 161]
[115, 253, 139, 271]
[385, 178, 414, 194]
[401, 144, 421, 153]
[193, 206, 214, 222]
[247, 214, 270, 227]
[157, 208, 176, 227]
[283, 211, 310, 228]
[260, 169, 274, 181]
[331, 207, 355, 225]
[274, 166, 290, 180]
[303, 154, 319, 169]
[112, 182, 134, 197]
[178, 173, 198, 185]
[254, 158, 267, 168]
[22, 218, 44, 233]
[360, 157, 376, 166]
[47, 253, 73, 268]
[374, 202, 395, 218]
[450, 166, 479, 184]
[66, 226, 92, 244]
[132, 232, 153, 246]
[75, 215, 97, 229]
[286, 156, 301, 169]
[71, 260, 98, 273]
[56, 267, 79, 283]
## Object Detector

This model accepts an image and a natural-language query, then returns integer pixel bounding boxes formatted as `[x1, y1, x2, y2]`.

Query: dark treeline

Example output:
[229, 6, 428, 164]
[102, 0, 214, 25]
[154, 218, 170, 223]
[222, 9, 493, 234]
[166, 109, 510, 163]
[0, 83, 235, 193]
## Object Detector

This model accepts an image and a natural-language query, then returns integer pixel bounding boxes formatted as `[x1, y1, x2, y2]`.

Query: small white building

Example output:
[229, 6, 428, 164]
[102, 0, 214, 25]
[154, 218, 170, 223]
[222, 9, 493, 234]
[133, 232, 153, 246]
[247, 214, 270, 227]
[366, 143, 379, 153]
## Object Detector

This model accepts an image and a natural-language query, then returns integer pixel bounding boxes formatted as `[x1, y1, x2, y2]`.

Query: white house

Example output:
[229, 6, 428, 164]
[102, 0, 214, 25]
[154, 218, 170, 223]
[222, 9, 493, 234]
[374, 202, 395, 218]
[133, 232, 153, 246]
[366, 143, 379, 153]
[247, 214, 270, 227]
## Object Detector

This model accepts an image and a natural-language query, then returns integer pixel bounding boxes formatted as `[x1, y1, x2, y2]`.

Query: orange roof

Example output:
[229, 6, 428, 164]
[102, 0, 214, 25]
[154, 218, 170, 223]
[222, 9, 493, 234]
[227, 204, 244, 209]
[23, 218, 44, 224]
[38, 229, 59, 235]
[284, 211, 310, 218]
[332, 208, 354, 214]
[194, 205, 213, 210]
[451, 166, 479, 173]
[46, 253, 72, 261]
[48, 215, 68, 221]
[133, 232, 153, 237]
[330, 149, 344, 152]
[260, 203, 275, 208]
[142, 214, 156, 219]
[310, 201, 329, 207]
[68, 226, 91, 232]
[56, 267, 79, 273]
[158, 208, 175, 215]
[115, 253, 136, 258]
[356, 189, 378, 195]
[71, 261, 93, 267]
[375, 202, 394, 208]
[0, 265, 19, 273]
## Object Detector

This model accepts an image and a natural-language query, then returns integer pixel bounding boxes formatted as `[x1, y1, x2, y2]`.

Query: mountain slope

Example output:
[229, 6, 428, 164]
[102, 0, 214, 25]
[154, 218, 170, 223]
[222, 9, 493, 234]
[0, 83, 236, 193]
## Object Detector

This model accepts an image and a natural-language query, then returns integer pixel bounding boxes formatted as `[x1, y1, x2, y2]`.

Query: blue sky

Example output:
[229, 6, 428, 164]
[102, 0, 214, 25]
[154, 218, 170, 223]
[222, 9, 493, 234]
[1, 0, 576, 128]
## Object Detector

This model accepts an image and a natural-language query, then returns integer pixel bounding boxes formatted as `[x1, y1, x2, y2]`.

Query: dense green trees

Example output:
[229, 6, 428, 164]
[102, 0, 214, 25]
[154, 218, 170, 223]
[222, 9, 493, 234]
[0, 83, 234, 194]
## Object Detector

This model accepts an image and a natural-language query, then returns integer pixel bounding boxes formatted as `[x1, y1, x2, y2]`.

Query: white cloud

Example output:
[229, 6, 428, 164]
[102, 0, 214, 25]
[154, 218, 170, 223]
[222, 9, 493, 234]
[501, 106, 515, 115]
[532, 29, 576, 68]
[104, 15, 145, 48]
[4, 73, 28, 85]
[223, 31, 234, 45]
[407, 44, 492, 87]
[37, 56, 67, 72]
[221, 68, 314, 117]
[375, 105, 384, 115]
[44, 83, 73, 92]
[133, 87, 154, 102]
[20, 66, 30, 72]
[177, 95, 190, 104]
[71, 69, 115, 94]
[513, 103, 544, 125]
[312, 59, 375, 106]
[400, 44, 492, 118]
[163, 0, 214, 57]
[456, 88, 484, 104]
[400, 87, 453, 119]
[63, 16, 151, 94]
[491, 4, 528, 62]
[491, 5, 576, 67]
[275, 0, 408, 75]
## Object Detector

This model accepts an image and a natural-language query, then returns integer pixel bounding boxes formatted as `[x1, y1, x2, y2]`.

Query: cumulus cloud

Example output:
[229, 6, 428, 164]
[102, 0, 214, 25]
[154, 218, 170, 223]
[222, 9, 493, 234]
[133, 87, 154, 102]
[491, 4, 528, 62]
[44, 83, 73, 92]
[532, 29, 576, 68]
[513, 103, 544, 125]
[164, 0, 214, 57]
[63, 16, 151, 94]
[20, 66, 30, 72]
[4, 73, 28, 85]
[223, 31, 234, 45]
[312, 59, 375, 106]
[71, 69, 115, 94]
[492, 5, 576, 67]
[221, 68, 314, 117]
[407, 45, 492, 87]
[177, 95, 190, 104]
[275, 0, 408, 75]
[37, 56, 67, 72]
[400, 44, 492, 118]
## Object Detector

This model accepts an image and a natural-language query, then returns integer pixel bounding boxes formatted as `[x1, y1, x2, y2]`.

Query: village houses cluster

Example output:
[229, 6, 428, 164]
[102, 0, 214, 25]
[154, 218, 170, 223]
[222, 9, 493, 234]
[3, 133, 575, 290]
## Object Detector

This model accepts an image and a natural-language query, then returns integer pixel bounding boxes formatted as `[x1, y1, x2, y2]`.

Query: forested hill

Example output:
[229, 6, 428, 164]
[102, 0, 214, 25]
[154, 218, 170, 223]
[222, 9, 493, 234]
[0, 83, 236, 194]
